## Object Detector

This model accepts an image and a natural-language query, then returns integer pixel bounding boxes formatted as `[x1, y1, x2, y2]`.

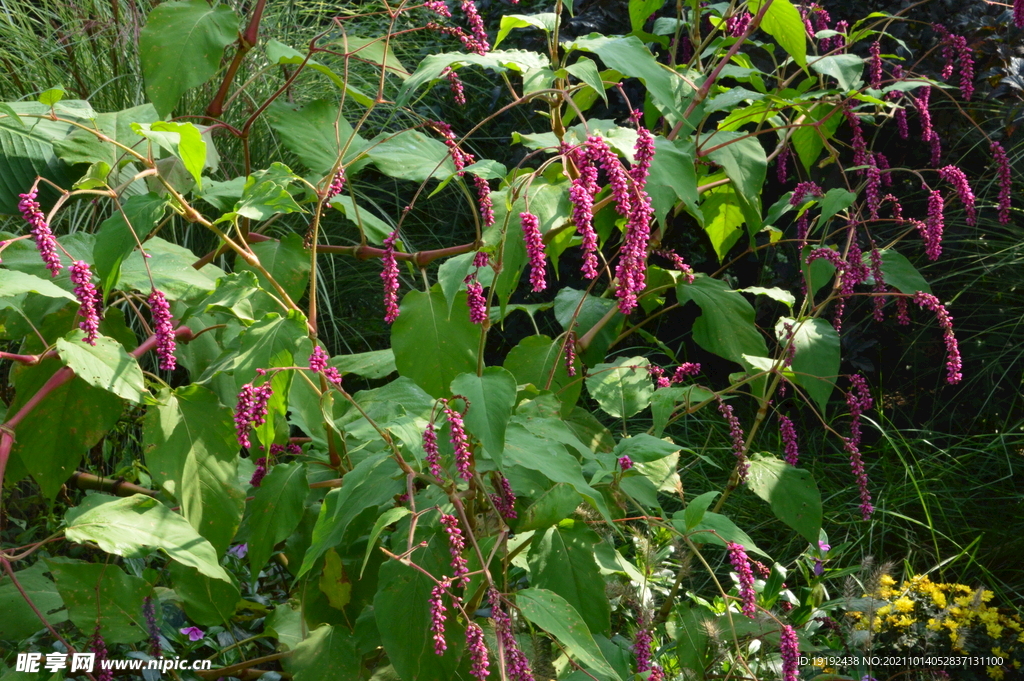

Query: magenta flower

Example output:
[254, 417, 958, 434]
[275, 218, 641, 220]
[326, 168, 346, 199]
[521, 212, 546, 293]
[1017, 0, 1024, 28]
[869, 245, 887, 322]
[70, 261, 100, 345]
[91, 626, 113, 681]
[991, 141, 1013, 224]
[716, 397, 749, 482]
[939, 165, 976, 226]
[472, 176, 494, 227]
[423, 421, 442, 478]
[618, 455, 633, 471]
[954, 35, 974, 101]
[844, 105, 868, 168]
[936, 24, 956, 79]
[914, 292, 963, 384]
[924, 189, 945, 260]
[866, 157, 882, 220]
[323, 367, 343, 386]
[779, 415, 799, 466]
[424, 0, 450, 17]
[586, 135, 632, 217]
[672, 362, 701, 382]
[896, 295, 911, 325]
[381, 231, 400, 324]
[569, 153, 600, 279]
[444, 67, 466, 105]
[465, 622, 490, 680]
[490, 475, 517, 520]
[458, 0, 489, 55]
[149, 289, 176, 371]
[440, 513, 469, 586]
[727, 542, 757, 617]
[143, 597, 161, 658]
[868, 40, 883, 89]
[655, 248, 695, 283]
[875, 152, 892, 187]
[828, 19, 849, 51]
[633, 616, 653, 672]
[465, 276, 487, 324]
[430, 579, 449, 655]
[179, 626, 204, 642]
[564, 331, 577, 378]
[473, 251, 489, 268]
[791, 182, 823, 244]
[444, 399, 472, 481]
[234, 381, 274, 449]
[780, 624, 800, 681]
[489, 589, 534, 681]
[777, 145, 790, 183]
[250, 457, 268, 487]
[18, 189, 63, 278]
[845, 374, 875, 520]
[630, 127, 656, 186]
[726, 11, 752, 37]
[308, 345, 329, 373]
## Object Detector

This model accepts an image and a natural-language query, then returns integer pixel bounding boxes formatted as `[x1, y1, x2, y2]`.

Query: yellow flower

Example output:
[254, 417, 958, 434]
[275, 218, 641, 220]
[982, 590, 995, 602]
[927, 618, 942, 632]
[932, 591, 947, 609]
[877, 605, 892, 617]
[880, 574, 897, 587]
[895, 597, 914, 613]
[986, 666, 1004, 680]
[893, 615, 915, 628]
[987, 623, 1005, 639]
[992, 648, 1007, 658]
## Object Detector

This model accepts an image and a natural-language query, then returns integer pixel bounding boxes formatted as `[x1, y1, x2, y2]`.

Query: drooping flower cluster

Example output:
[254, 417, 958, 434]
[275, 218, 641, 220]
[791, 181, 823, 243]
[149, 289, 176, 371]
[913, 292, 963, 384]
[459, 0, 489, 55]
[251, 443, 302, 485]
[844, 105, 869, 168]
[250, 457, 268, 487]
[430, 579, 450, 655]
[381, 231, 400, 323]
[938, 165, 976, 226]
[916, 87, 942, 166]
[779, 414, 800, 466]
[633, 615, 653, 672]
[868, 40, 883, 89]
[673, 362, 701, 382]
[776, 145, 790, 183]
[441, 512, 470, 586]
[308, 345, 329, 373]
[866, 156, 882, 220]
[520, 212, 546, 292]
[874, 152, 892, 187]
[869, 245, 887, 322]
[924, 188, 945, 261]
[618, 455, 633, 471]
[91, 626, 114, 681]
[326, 167, 346, 199]
[424, 0, 450, 17]
[618, 129, 657, 313]
[465, 251, 490, 324]
[18, 189, 63, 277]
[465, 622, 490, 680]
[935, 25, 975, 100]
[444, 67, 466, 105]
[727, 542, 757, 617]
[654, 248, 695, 283]
[489, 589, 533, 681]
[1017, 0, 1024, 29]
[726, 11, 752, 37]
[428, 121, 494, 227]
[490, 475, 517, 519]
[844, 374, 874, 520]
[444, 398, 473, 480]
[823, 19, 848, 52]
[780, 624, 800, 681]
[69, 261, 100, 345]
[234, 377, 273, 449]
[567, 144, 600, 278]
[144, 597, 161, 658]
[990, 141, 1013, 224]
[888, 65, 909, 139]
[423, 421, 442, 478]
[716, 397, 749, 482]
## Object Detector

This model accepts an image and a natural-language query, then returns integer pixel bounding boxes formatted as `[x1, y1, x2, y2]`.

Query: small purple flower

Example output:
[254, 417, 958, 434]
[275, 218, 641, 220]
[569, 152, 600, 279]
[618, 455, 633, 471]
[726, 11, 752, 37]
[465, 622, 490, 680]
[727, 542, 757, 617]
[309, 345, 329, 373]
[780, 624, 799, 681]
[866, 156, 882, 220]
[91, 626, 113, 681]
[925, 188, 945, 261]
[234, 381, 274, 450]
[914, 292, 963, 384]
[180, 626, 205, 642]
[868, 40, 883, 89]
[381, 231, 400, 324]
[791, 182, 823, 244]
[423, 421, 442, 478]
[143, 596, 161, 658]
[521, 212, 546, 293]
[490, 475, 517, 520]
[18, 189, 63, 278]
[845, 374, 875, 520]
[630, 126, 656, 186]
[991, 141, 1013, 224]
[1017, 0, 1024, 28]
[633, 615, 653, 672]
[655, 249, 695, 283]
[444, 400, 472, 481]
[672, 362, 701, 383]
[716, 397, 749, 482]
[938, 165, 976, 226]
[896, 295, 911, 325]
[777, 145, 790, 183]
[70, 261, 100, 345]
[441, 513, 470, 587]
[430, 579, 449, 655]
[472, 176, 494, 227]
[326, 168, 346, 199]
[869, 245, 887, 322]
[473, 251, 489, 268]
[875, 152, 892, 187]
[228, 543, 248, 559]
[444, 67, 466, 106]
[954, 35, 974, 101]
[424, 0, 450, 17]
[564, 331, 577, 378]
[844, 105, 869, 168]
[936, 24, 956, 80]
[779, 415, 799, 466]
[465, 276, 487, 324]
[250, 457, 268, 487]
[149, 289, 176, 371]
[489, 589, 534, 681]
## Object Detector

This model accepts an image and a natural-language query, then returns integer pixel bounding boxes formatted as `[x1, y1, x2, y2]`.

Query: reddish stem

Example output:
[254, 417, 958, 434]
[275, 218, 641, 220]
[206, 0, 268, 117]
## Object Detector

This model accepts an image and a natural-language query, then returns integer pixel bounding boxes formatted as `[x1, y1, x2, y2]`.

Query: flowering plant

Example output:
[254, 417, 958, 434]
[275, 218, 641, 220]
[0, 0, 1015, 680]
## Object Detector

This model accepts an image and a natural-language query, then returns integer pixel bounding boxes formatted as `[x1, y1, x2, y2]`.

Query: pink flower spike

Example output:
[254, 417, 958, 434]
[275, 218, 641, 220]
[430, 579, 450, 655]
[521, 212, 547, 292]
[727, 542, 757, 617]
[309, 345, 329, 373]
[440, 513, 470, 586]
[381, 231, 401, 323]
[618, 455, 633, 471]
[444, 67, 466, 105]
[326, 168, 346, 199]
[234, 381, 274, 450]
[423, 421, 442, 478]
[633, 616, 653, 672]
[465, 622, 490, 680]
[149, 289, 176, 370]
[424, 0, 451, 17]
[991, 141, 1013, 224]
[490, 475, 517, 519]
[465, 277, 487, 324]
[913, 292, 962, 384]
[323, 367, 343, 386]
[938, 165, 976, 226]
[18, 189, 63, 277]
[868, 41, 883, 89]
[779, 414, 800, 466]
[70, 261, 100, 345]
[780, 624, 800, 681]
[472, 176, 494, 227]
[459, 0, 490, 55]
[924, 189, 945, 261]
[444, 400, 473, 481]
[716, 397, 749, 482]
[1017, 0, 1024, 28]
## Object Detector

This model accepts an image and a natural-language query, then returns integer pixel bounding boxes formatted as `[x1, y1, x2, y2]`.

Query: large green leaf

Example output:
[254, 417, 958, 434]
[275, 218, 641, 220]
[284, 624, 361, 681]
[0, 562, 68, 640]
[503, 335, 581, 418]
[515, 483, 583, 533]
[0, 269, 75, 305]
[223, 310, 308, 386]
[450, 367, 516, 459]
[133, 121, 207, 189]
[790, 102, 842, 173]
[265, 100, 369, 175]
[366, 130, 457, 182]
[674, 510, 768, 557]
[56, 331, 146, 403]
[331, 349, 396, 380]
[527, 521, 611, 634]
[776, 316, 839, 414]
[168, 562, 240, 626]
[586, 356, 653, 419]
[677, 275, 769, 370]
[329, 195, 393, 245]
[751, 0, 807, 67]
[8, 357, 123, 498]
[233, 170, 303, 222]
[810, 54, 865, 91]
[236, 234, 310, 303]
[45, 558, 149, 643]
[869, 248, 931, 294]
[704, 131, 766, 231]
[494, 13, 557, 47]
[65, 494, 232, 582]
[516, 588, 620, 680]
[143, 385, 245, 555]
[119, 237, 219, 301]
[0, 102, 82, 213]
[240, 462, 308, 578]
[265, 39, 373, 107]
[52, 103, 159, 168]
[139, 0, 240, 117]
[647, 137, 699, 225]
[700, 183, 746, 261]
[391, 288, 479, 399]
[92, 193, 166, 300]
[553, 288, 622, 367]
[746, 455, 822, 544]
[299, 453, 403, 577]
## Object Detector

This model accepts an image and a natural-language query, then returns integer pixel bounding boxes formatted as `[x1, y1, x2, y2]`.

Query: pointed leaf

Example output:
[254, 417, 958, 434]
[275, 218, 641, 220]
[746, 455, 822, 544]
[586, 356, 653, 419]
[265, 99, 369, 175]
[45, 558, 149, 643]
[775, 316, 839, 414]
[527, 521, 611, 634]
[284, 624, 361, 681]
[92, 193, 166, 299]
[0, 562, 68, 640]
[56, 331, 147, 403]
[169, 562, 240, 626]
[450, 367, 517, 458]
[241, 462, 309, 578]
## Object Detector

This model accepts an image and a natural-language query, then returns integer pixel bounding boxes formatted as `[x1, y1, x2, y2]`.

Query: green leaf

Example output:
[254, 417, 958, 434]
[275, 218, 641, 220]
[38, 87, 66, 107]
[53, 104, 160, 168]
[265, 39, 373, 106]
[629, 0, 663, 33]
[329, 195, 393, 245]
[675, 510, 768, 557]
[677, 274, 769, 370]
[240, 462, 308, 578]
[56, 331, 147, 403]
[611, 434, 679, 463]
[360, 506, 411, 578]
[0, 269, 75, 304]
[565, 58, 607, 104]
[284, 624, 361, 681]
[331, 349, 396, 380]
[438, 251, 493, 316]
[553, 288, 622, 368]
[790, 103, 842, 172]
[139, 0, 240, 117]
[527, 521, 611, 634]
[44, 558, 148, 643]
[704, 131, 766, 231]
[391, 288, 479, 399]
[683, 491, 720, 531]
[0, 562, 68, 640]
[700, 183, 746, 261]
[810, 54, 865, 91]
[739, 286, 796, 308]
[65, 494, 232, 581]
[746, 454, 822, 544]
[818, 187, 857, 227]
[450, 367, 517, 458]
[299, 453, 403, 577]
[0, 102, 83, 213]
[265, 99, 368, 175]
[92, 193, 166, 299]
[8, 358, 123, 498]
[503, 334, 581, 417]
[647, 138, 699, 225]
[870, 248, 931, 294]
[569, 35, 684, 119]
[119, 237, 219, 301]
[236, 234, 310, 303]
[147, 121, 207, 189]
[495, 13, 557, 47]
[235, 173, 303, 221]
[226, 311, 308, 385]
[367, 130, 457, 182]
[516, 588, 621, 680]
[651, 385, 714, 437]
[332, 35, 410, 80]
[586, 356, 653, 419]
[169, 562, 240, 626]
[143, 385, 245, 555]
[750, 0, 807, 67]
[515, 483, 583, 532]
[776, 316, 839, 414]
